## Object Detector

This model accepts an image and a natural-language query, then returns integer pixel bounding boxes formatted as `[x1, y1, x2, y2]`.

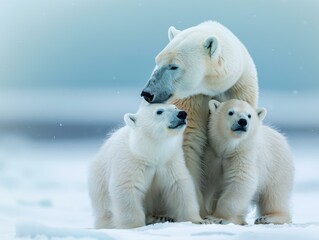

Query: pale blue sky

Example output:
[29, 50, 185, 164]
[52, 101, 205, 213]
[0, 0, 318, 91]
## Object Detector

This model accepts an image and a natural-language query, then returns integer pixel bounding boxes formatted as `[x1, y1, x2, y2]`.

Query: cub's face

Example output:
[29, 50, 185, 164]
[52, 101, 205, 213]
[209, 99, 267, 140]
[124, 103, 187, 139]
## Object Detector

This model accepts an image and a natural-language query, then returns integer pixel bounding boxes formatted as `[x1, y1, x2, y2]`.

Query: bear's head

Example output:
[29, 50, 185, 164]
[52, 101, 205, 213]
[208, 99, 267, 141]
[141, 22, 234, 103]
[124, 102, 187, 139]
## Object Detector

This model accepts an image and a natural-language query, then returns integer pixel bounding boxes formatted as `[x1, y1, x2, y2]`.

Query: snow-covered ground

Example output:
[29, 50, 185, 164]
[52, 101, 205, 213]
[1, 89, 318, 127]
[0, 131, 319, 240]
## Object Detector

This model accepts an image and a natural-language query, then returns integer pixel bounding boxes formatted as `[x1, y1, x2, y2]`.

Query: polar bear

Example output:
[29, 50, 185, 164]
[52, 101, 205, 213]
[203, 99, 294, 225]
[88, 103, 205, 229]
[141, 21, 258, 105]
[140, 21, 259, 215]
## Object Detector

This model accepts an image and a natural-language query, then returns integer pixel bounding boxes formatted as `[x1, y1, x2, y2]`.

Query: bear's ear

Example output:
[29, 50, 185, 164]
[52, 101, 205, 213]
[256, 108, 267, 121]
[208, 100, 221, 112]
[204, 36, 220, 60]
[124, 113, 137, 128]
[168, 26, 181, 41]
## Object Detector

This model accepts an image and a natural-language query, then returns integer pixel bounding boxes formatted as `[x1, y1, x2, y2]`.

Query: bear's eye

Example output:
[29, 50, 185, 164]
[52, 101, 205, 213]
[168, 64, 178, 70]
[228, 111, 234, 116]
[156, 110, 164, 115]
[248, 114, 251, 119]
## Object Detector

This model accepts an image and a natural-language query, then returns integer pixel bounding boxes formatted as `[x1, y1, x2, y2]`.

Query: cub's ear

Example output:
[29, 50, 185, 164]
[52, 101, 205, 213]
[168, 26, 181, 41]
[208, 100, 221, 112]
[124, 113, 137, 128]
[204, 36, 220, 60]
[256, 108, 267, 121]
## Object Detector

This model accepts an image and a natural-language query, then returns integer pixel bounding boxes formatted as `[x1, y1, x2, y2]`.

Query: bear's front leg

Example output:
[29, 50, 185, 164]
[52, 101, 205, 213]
[146, 215, 175, 224]
[109, 163, 153, 229]
[160, 158, 209, 224]
[210, 160, 258, 225]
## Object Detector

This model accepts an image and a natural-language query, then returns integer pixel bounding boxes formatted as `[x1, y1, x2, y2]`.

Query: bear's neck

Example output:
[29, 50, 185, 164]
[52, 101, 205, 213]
[128, 130, 183, 166]
[210, 132, 258, 158]
[171, 94, 211, 142]
[171, 94, 210, 128]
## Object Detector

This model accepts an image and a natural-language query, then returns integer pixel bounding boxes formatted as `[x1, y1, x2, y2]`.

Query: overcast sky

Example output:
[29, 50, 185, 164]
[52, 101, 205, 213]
[0, 0, 318, 91]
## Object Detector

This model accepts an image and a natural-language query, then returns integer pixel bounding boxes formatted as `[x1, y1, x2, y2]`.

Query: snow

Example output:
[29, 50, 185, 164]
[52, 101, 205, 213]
[1, 89, 319, 128]
[1, 132, 319, 240]
[14, 222, 319, 240]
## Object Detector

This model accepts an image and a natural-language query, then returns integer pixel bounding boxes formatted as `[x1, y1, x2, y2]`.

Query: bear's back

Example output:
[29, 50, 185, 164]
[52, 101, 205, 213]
[256, 126, 293, 186]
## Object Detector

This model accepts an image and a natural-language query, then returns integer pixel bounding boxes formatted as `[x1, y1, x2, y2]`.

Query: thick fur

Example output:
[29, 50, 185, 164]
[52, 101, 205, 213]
[142, 21, 259, 215]
[203, 99, 294, 225]
[88, 103, 204, 229]
[172, 94, 211, 216]
[143, 21, 259, 106]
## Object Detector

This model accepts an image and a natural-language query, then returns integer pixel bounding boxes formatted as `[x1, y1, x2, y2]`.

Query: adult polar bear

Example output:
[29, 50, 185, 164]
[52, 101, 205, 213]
[141, 21, 258, 215]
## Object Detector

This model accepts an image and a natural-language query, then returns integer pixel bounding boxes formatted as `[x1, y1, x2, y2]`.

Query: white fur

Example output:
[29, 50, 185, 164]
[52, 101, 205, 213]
[159, 21, 259, 216]
[203, 99, 294, 225]
[171, 95, 211, 217]
[162, 21, 259, 107]
[88, 103, 204, 229]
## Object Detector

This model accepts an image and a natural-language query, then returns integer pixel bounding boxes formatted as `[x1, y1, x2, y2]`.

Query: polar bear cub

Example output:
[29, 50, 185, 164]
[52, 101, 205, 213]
[88, 103, 205, 229]
[203, 99, 294, 225]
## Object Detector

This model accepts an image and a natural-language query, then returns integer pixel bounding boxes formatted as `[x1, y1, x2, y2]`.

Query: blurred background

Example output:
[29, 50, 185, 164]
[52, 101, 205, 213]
[0, 0, 318, 140]
[0, 0, 319, 235]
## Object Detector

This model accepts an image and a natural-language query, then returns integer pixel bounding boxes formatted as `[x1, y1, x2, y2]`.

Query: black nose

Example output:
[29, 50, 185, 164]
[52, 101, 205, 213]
[238, 118, 247, 127]
[177, 111, 187, 120]
[141, 91, 154, 103]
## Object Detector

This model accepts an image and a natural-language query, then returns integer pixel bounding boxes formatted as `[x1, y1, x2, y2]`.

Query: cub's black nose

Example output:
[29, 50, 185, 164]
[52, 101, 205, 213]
[177, 111, 187, 120]
[238, 118, 247, 127]
[141, 91, 154, 103]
